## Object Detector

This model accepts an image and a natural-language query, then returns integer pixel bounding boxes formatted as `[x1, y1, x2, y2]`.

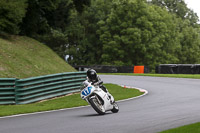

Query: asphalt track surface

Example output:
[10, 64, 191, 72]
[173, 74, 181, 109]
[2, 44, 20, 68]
[1, 75, 200, 133]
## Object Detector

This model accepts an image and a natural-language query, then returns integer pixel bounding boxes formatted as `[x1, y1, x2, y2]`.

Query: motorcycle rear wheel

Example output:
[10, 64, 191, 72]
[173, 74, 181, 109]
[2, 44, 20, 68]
[89, 96, 105, 115]
[111, 102, 119, 113]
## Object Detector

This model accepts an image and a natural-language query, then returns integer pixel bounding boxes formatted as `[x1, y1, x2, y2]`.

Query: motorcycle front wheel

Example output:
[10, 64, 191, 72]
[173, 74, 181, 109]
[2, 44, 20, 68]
[89, 96, 105, 115]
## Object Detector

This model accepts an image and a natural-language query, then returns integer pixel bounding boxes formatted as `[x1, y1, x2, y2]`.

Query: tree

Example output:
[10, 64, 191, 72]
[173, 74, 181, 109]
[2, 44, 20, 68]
[98, 0, 180, 68]
[65, 0, 113, 65]
[20, 0, 90, 36]
[151, 0, 200, 64]
[177, 20, 200, 63]
[0, 0, 27, 34]
[44, 0, 200, 69]
[20, 0, 70, 36]
[20, 0, 91, 60]
[73, 0, 91, 13]
[150, 0, 199, 25]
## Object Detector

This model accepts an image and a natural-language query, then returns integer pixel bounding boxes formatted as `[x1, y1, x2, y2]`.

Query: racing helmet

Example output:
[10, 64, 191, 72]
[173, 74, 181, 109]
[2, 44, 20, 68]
[87, 69, 97, 82]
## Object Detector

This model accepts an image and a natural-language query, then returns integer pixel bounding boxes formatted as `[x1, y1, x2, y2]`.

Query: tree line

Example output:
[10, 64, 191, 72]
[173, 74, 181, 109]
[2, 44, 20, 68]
[1, 0, 200, 71]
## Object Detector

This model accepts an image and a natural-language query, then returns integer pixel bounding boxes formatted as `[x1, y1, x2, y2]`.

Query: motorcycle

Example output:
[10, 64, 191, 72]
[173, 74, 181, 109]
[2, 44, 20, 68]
[80, 80, 119, 115]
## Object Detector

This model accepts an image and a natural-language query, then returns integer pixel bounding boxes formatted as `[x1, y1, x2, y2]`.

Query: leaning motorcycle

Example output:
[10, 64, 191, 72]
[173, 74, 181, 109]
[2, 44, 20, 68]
[80, 81, 119, 115]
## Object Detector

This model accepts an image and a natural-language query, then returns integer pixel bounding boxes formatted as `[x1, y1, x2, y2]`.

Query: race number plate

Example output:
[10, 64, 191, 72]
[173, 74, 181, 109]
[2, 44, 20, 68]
[81, 86, 92, 97]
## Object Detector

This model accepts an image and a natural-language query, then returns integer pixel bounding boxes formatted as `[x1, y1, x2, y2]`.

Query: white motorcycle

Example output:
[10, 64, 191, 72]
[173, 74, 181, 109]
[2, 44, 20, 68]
[80, 81, 119, 115]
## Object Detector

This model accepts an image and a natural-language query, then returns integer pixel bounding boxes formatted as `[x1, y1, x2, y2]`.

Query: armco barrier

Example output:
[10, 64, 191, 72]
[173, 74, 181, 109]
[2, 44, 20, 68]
[73, 65, 135, 73]
[0, 78, 16, 105]
[73, 65, 149, 73]
[156, 64, 200, 74]
[0, 72, 86, 105]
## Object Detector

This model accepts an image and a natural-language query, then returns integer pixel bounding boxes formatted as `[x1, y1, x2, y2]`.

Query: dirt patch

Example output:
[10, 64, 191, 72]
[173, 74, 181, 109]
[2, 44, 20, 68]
[0, 67, 5, 71]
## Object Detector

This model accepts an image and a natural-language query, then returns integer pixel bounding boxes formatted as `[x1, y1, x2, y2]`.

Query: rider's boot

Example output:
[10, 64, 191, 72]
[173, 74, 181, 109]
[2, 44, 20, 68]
[100, 85, 115, 104]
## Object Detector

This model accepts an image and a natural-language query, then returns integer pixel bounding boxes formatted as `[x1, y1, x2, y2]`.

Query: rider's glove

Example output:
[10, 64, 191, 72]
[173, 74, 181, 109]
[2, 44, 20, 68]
[93, 82, 99, 86]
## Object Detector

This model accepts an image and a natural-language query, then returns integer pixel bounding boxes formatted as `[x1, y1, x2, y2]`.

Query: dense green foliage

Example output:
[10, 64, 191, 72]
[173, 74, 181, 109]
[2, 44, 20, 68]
[0, 0, 27, 34]
[99, 0, 180, 66]
[150, 0, 199, 25]
[1, 0, 200, 71]
[66, 0, 200, 70]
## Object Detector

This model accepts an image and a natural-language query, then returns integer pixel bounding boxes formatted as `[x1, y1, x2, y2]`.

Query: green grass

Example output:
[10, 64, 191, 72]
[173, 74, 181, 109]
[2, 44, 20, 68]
[100, 73, 200, 79]
[0, 35, 75, 78]
[0, 84, 144, 117]
[159, 122, 200, 133]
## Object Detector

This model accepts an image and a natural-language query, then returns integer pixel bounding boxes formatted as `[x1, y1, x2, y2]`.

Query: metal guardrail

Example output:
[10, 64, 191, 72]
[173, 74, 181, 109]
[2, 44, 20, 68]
[0, 72, 86, 105]
[0, 78, 16, 105]
[156, 64, 200, 74]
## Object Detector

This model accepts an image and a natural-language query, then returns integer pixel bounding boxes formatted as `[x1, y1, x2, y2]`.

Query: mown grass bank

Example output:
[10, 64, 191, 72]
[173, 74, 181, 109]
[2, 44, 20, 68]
[159, 122, 200, 133]
[0, 84, 144, 117]
[0, 35, 75, 78]
[101, 73, 200, 79]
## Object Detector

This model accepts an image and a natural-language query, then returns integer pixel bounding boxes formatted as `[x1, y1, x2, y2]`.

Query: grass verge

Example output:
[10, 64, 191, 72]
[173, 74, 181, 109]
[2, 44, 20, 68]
[0, 35, 75, 78]
[159, 122, 200, 133]
[100, 73, 200, 79]
[0, 84, 144, 117]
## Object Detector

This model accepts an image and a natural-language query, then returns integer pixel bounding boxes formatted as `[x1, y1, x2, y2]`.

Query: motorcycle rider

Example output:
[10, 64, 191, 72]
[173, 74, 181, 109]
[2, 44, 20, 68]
[86, 69, 114, 103]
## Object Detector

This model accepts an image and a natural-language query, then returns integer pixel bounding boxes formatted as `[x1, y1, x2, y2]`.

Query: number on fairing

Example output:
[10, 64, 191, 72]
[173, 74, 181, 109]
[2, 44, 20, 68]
[82, 86, 92, 96]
